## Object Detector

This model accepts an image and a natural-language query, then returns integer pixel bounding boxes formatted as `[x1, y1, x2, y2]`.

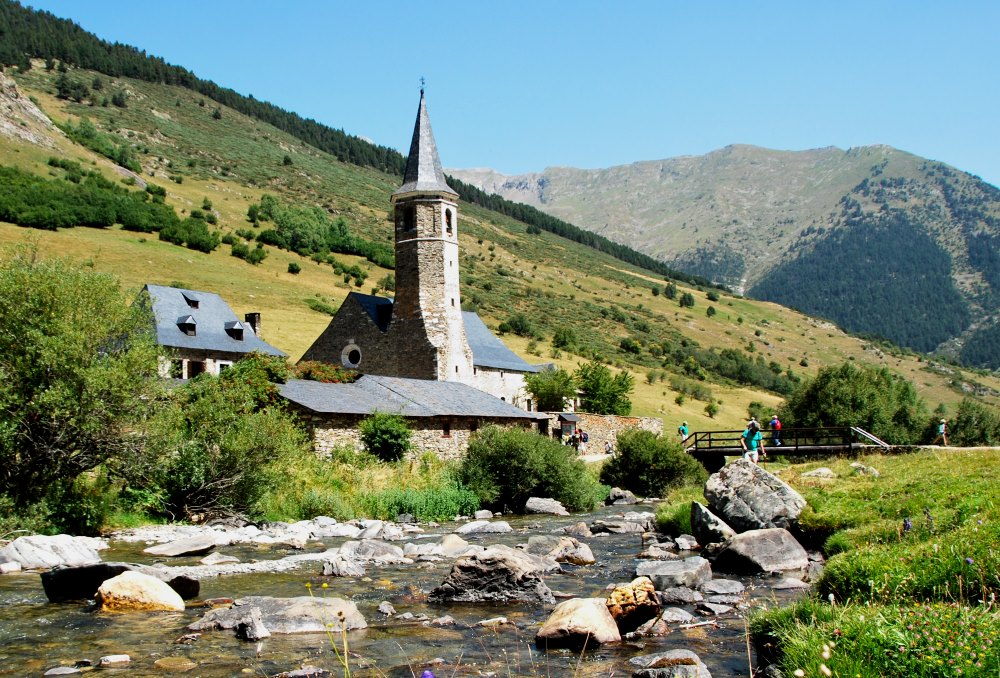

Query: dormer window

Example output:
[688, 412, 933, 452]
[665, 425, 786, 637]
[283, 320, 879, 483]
[182, 293, 200, 309]
[177, 315, 197, 336]
[225, 321, 245, 341]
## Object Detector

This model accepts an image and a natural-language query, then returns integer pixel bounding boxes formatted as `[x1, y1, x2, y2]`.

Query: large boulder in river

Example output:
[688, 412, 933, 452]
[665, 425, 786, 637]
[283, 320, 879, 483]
[711, 528, 809, 574]
[0, 534, 106, 570]
[635, 556, 712, 590]
[41, 562, 199, 602]
[525, 535, 595, 565]
[535, 598, 621, 649]
[189, 595, 366, 635]
[524, 497, 569, 515]
[629, 649, 713, 677]
[142, 533, 226, 557]
[429, 544, 555, 604]
[704, 459, 806, 532]
[96, 571, 185, 612]
[690, 502, 736, 546]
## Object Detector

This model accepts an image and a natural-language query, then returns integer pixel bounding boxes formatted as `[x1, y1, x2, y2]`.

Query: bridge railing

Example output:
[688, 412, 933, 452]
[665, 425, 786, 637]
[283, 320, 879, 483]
[685, 427, 856, 455]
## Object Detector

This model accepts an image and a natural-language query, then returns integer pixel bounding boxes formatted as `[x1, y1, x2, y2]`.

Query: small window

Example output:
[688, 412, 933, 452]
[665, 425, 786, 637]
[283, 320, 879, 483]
[341, 343, 362, 369]
[187, 360, 205, 378]
[182, 293, 200, 309]
[217, 361, 233, 373]
[225, 321, 244, 341]
[442, 420, 451, 438]
[451, 298, 455, 307]
[445, 208, 453, 236]
[403, 205, 416, 231]
[455, 365, 458, 373]
[177, 314, 197, 336]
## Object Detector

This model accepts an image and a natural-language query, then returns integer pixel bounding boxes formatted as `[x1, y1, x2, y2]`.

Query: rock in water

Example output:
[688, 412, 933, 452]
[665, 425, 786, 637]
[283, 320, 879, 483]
[0, 534, 105, 570]
[635, 556, 712, 590]
[96, 571, 185, 612]
[704, 459, 806, 532]
[690, 501, 737, 546]
[605, 576, 659, 633]
[524, 497, 570, 515]
[711, 528, 809, 574]
[41, 562, 199, 602]
[629, 649, 713, 677]
[535, 597, 621, 649]
[189, 596, 366, 634]
[429, 545, 555, 604]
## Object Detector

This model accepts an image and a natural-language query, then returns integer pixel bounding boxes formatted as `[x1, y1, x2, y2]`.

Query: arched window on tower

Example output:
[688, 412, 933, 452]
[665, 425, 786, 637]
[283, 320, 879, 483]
[445, 208, 453, 236]
[403, 205, 416, 231]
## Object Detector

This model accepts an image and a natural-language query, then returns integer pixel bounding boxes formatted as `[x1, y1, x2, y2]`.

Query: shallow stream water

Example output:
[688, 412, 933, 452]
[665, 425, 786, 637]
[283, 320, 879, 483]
[0, 507, 807, 676]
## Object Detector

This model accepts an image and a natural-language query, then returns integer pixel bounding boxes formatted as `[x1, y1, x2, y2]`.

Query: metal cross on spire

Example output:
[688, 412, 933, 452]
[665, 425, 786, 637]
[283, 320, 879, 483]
[420, 76, 426, 94]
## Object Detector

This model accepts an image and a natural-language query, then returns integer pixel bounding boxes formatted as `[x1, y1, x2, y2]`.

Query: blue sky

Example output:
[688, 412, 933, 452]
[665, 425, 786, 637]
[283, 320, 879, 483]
[25, 1, 1000, 186]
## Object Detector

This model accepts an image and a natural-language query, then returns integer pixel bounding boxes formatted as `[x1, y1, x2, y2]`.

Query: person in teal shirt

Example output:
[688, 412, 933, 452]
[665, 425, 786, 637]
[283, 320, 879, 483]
[740, 420, 765, 463]
[677, 421, 689, 440]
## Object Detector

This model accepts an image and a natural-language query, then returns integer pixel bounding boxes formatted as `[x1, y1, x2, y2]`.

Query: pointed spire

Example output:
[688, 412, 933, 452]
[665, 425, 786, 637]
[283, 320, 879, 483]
[393, 88, 457, 198]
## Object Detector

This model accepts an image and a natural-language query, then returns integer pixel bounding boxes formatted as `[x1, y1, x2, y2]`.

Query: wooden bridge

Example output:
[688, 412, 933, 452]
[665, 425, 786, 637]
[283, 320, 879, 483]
[683, 426, 888, 471]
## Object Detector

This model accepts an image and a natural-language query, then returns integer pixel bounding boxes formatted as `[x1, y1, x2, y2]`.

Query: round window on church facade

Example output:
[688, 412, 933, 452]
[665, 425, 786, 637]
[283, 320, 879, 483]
[341, 344, 363, 369]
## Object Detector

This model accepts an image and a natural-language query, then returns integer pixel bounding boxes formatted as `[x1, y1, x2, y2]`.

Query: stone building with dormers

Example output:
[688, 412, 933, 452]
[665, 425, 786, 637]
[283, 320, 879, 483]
[301, 90, 539, 409]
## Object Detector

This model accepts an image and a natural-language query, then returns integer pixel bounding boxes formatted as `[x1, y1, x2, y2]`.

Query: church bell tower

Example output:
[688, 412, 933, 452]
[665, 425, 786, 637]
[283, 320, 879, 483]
[389, 88, 474, 382]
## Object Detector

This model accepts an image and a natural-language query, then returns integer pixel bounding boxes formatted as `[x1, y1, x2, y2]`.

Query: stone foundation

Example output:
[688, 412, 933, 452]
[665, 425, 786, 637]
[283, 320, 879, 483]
[543, 413, 663, 453]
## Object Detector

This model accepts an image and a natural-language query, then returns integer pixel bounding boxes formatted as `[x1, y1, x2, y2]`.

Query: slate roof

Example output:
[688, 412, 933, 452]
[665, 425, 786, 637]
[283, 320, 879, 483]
[142, 284, 285, 356]
[462, 312, 540, 373]
[280, 376, 547, 420]
[392, 90, 458, 198]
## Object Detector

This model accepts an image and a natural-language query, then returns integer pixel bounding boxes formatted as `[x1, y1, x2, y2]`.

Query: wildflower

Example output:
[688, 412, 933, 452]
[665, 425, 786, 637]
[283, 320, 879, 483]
[965, 557, 974, 565]
[819, 663, 832, 677]
[322, 582, 329, 588]
[903, 517, 912, 532]
[793, 671, 805, 678]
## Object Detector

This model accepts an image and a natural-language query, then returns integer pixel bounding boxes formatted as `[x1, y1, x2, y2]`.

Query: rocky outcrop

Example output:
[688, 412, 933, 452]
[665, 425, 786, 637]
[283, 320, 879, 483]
[41, 562, 199, 602]
[429, 545, 555, 604]
[96, 571, 186, 612]
[189, 596, 366, 635]
[535, 598, 621, 649]
[704, 460, 806, 532]
[711, 528, 809, 574]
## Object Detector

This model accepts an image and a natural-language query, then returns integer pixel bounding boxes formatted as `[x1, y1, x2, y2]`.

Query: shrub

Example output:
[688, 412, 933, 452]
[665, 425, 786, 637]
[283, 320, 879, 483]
[287, 262, 302, 274]
[498, 312, 535, 337]
[362, 483, 479, 522]
[575, 361, 634, 415]
[294, 361, 357, 383]
[458, 425, 605, 512]
[600, 429, 706, 498]
[359, 412, 412, 462]
[950, 398, 1000, 446]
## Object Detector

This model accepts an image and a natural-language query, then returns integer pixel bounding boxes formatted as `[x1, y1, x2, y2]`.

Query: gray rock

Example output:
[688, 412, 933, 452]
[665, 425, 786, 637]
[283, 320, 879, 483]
[395, 513, 415, 524]
[712, 528, 809, 574]
[429, 615, 455, 626]
[200, 552, 240, 566]
[658, 607, 696, 624]
[674, 534, 699, 551]
[429, 545, 555, 604]
[699, 578, 745, 595]
[535, 597, 621, 649]
[234, 605, 271, 641]
[143, 534, 224, 557]
[322, 556, 366, 577]
[524, 497, 570, 516]
[629, 649, 712, 677]
[563, 521, 593, 538]
[338, 540, 410, 565]
[657, 587, 703, 605]
[0, 534, 106, 570]
[41, 562, 199, 602]
[525, 535, 595, 565]
[690, 502, 737, 546]
[377, 601, 396, 616]
[44, 668, 81, 676]
[455, 520, 512, 535]
[607, 487, 638, 505]
[189, 596, 366, 634]
[0, 561, 22, 574]
[97, 571, 185, 612]
[636, 556, 712, 590]
[704, 459, 807, 532]
[770, 577, 811, 590]
[696, 601, 733, 616]
[705, 594, 744, 605]
[637, 543, 680, 560]
[314, 523, 362, 539]
[850, 462, 880, 478]
[98, 655, 130, 666]
[803, 561, 825, 583]
[591, 519, 646, 535]
[473, 510, 495, 520]
[801, 467, 836, 479]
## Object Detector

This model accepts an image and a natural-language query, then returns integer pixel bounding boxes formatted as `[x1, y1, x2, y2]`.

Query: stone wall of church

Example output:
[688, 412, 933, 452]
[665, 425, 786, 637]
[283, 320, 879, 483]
[469, 368, 532, 410]
[544, 412, 663, 454]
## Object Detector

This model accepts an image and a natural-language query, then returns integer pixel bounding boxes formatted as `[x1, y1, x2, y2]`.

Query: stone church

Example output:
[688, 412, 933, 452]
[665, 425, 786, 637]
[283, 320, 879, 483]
[301, 89, 540, 409]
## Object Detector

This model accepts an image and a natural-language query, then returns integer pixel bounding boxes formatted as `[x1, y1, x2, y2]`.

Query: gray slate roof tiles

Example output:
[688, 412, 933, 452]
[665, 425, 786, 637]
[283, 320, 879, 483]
[143, 284, 285, 357]
[392, 90, 457, 198]
[280, 376, 547, 420]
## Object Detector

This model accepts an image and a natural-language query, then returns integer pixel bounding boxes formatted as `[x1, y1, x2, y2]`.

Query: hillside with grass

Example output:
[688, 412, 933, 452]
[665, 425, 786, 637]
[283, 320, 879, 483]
[1, 54, 999, 432]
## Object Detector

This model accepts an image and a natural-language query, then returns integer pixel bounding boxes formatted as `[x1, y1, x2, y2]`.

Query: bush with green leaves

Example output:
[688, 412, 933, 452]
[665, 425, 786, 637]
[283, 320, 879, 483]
[362, 483, 479, 522]
[124, 354, 307, 520]
[600, 429, 707, 498]
[359, 412, 412, 462]
[575, 361, 634, 415]
[0, 246, 161, 508]
[781, 362, 927, 444]
[458, 425, 606, 512]
[949, 398, 1000, 446]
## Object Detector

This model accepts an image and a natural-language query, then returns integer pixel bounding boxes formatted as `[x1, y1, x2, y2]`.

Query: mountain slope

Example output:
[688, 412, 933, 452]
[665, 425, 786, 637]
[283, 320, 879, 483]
[450, 146, 1000, 366]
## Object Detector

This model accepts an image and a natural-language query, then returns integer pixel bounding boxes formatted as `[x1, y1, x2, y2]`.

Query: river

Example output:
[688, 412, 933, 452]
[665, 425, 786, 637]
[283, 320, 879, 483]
[0, 506, 808, 676]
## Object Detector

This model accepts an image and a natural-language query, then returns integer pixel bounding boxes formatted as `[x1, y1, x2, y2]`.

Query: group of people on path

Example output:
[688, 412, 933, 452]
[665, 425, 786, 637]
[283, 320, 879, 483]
[740, 415, 781, 463]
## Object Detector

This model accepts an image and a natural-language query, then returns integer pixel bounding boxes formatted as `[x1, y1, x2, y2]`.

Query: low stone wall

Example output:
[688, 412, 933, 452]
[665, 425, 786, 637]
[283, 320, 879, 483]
[543, 412, 663, 454]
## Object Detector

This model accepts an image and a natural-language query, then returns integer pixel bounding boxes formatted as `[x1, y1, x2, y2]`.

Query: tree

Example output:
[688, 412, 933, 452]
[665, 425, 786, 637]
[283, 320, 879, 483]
[525, 366, 576, 412]
[359, 412, 412, 462]
[679, 292, 696, 308]
[600, 429, 706, 498]
[574, 361, 634, 415]
[0, 247, 161, 506]
[552, 326, 576, 350]
[781, 362, 927, 444]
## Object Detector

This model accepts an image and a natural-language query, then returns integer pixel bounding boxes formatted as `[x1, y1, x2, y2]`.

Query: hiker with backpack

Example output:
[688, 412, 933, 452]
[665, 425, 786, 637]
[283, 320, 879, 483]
[770, 414, 782, 447]
[740, 419, 766, 464]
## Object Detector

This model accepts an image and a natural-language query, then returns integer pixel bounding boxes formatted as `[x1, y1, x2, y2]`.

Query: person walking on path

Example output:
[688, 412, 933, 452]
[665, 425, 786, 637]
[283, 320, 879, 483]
[770, 414, 782, 447]
[677, 421, 689, 440]
[932, 418, 948, 446]
[740, 420, 766, 464]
